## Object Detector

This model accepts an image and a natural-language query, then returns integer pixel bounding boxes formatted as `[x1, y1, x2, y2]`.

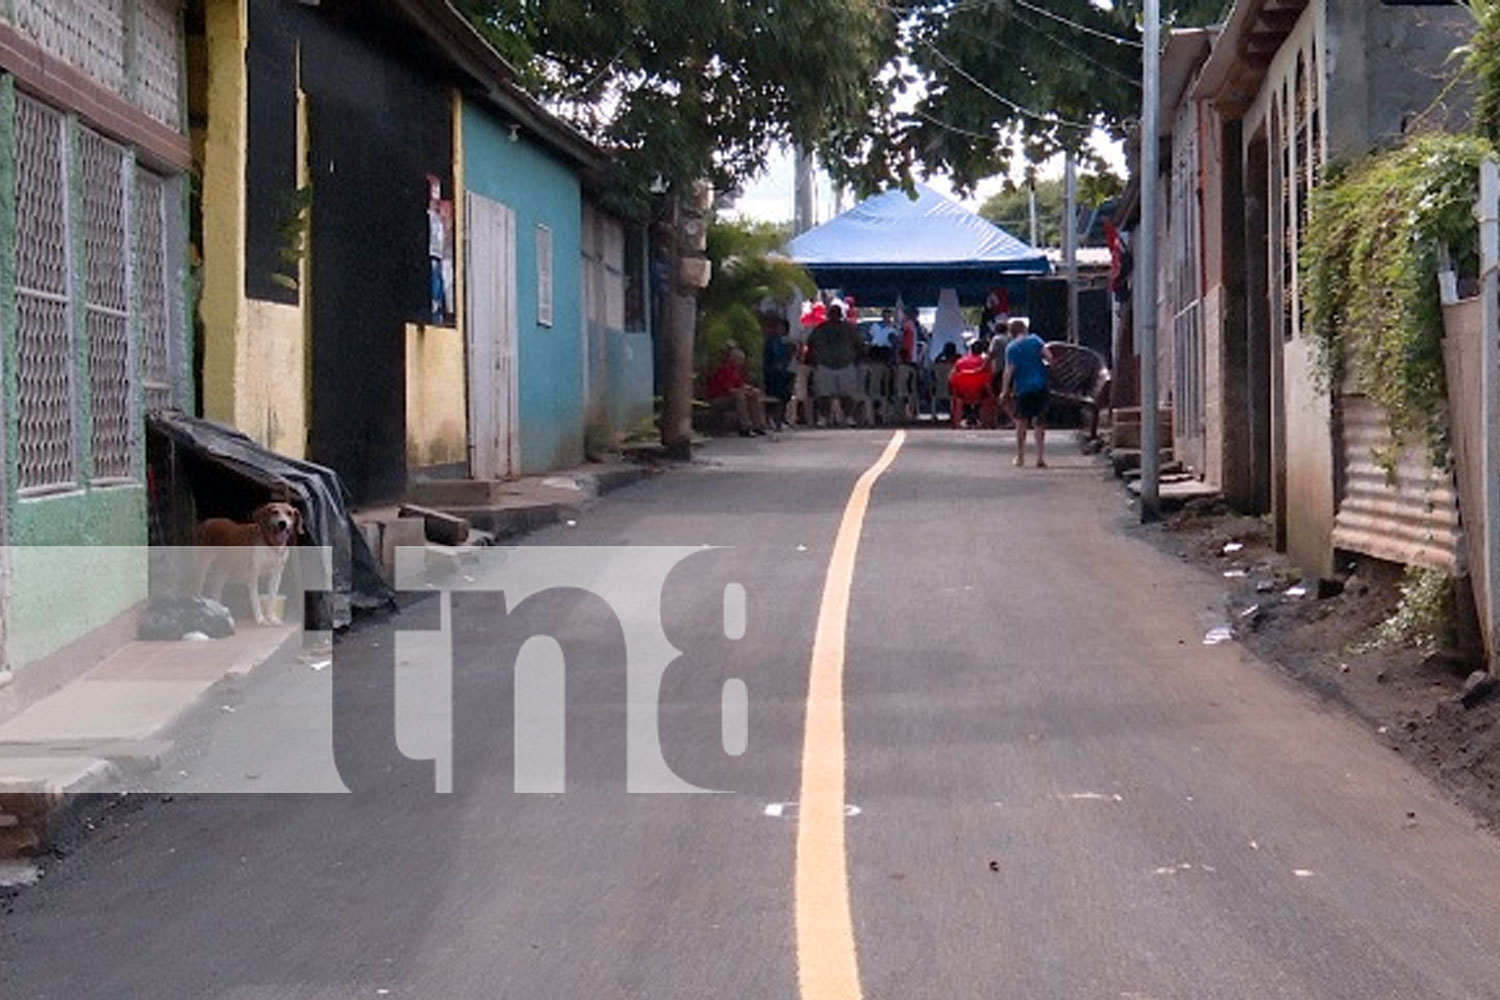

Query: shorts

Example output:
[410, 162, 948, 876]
[1015, 388, 1049, 421]
[815, 364, 860, 399]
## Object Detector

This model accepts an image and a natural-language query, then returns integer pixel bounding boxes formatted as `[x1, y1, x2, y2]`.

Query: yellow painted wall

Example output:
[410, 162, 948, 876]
[406, 323, 469, 468]
[198, 0, 309, 459]
[242, 300, 309, 458]
[199, 0, 248, 430]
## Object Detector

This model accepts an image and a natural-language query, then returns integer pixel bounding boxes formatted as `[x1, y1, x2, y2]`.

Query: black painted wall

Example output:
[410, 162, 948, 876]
[246, 0, 455, 503]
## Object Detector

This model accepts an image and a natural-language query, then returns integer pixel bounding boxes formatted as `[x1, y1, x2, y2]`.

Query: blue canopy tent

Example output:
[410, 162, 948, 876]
[783, 183, 1051, 306]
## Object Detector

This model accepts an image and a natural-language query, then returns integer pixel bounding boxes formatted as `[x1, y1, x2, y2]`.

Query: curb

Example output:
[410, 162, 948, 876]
[0, 626, 304, 859]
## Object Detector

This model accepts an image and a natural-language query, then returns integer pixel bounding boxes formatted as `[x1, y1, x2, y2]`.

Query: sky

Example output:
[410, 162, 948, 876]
[727, 133, 1127, 231]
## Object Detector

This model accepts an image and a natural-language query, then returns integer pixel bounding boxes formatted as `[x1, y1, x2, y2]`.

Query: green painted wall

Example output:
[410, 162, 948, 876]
[8, 489, 149, 665]
[0, 82, 161, 669]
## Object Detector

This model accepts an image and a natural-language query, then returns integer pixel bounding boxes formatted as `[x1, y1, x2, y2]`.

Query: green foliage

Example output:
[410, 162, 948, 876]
[1465, 0, 1500, 144]
[271, 184, 313, 292]
[1301, 132, 1495, 468]
[697, 217, 814, 379]
[698, 305, 765, 388]
[1359, 566, 1453, 657]
[978, 170, 1124, 248]
[891, 1, 1226, 193]
[459, 0, 902, 216]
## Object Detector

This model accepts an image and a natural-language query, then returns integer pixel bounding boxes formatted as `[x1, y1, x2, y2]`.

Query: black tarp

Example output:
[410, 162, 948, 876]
[146, 410, 395, 630]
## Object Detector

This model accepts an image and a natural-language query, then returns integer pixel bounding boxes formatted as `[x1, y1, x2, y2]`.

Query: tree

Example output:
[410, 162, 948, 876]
[979, 167, 1124, 248]
[866, 0, 1229, 194]
[457, 0, 902, 456]
[457, 0, 901, 213]
[699, 219, 816, 380]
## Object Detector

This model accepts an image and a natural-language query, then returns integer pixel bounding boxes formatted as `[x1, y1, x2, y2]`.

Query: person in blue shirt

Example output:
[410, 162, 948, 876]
[999, 317, 1054, 467]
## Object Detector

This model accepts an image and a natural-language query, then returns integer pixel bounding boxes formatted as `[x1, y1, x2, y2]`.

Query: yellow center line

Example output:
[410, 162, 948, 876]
[796, 430, 906, 1000]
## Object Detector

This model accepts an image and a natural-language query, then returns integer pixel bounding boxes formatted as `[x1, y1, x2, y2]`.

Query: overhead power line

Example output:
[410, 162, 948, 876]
[918, 37, 1097, 131]
[937, 0, 1141, 49]
[946, 16, 1139, 89]
[1008, 0, 1141, 48]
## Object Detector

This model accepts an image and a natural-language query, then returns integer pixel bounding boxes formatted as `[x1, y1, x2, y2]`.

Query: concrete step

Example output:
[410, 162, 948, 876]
[1126, 476, 1223, 509]
[1110, 448, 1175, 476]
[406, 479, 526, 507]
[1107, 411, 1175, 450]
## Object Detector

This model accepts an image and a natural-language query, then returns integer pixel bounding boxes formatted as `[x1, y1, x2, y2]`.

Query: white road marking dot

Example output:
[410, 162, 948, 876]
[722, 678, 749, 756]
[1294, 869, 1316, 878]
[723, 583, 747, 640]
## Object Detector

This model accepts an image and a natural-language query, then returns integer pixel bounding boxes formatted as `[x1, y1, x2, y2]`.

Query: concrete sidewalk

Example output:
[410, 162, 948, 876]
[0, 458, 663, 860]
[0, 626, 303, 857]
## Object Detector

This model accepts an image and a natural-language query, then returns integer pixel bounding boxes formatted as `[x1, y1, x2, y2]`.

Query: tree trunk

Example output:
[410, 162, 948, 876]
[659, 195, 696, 459]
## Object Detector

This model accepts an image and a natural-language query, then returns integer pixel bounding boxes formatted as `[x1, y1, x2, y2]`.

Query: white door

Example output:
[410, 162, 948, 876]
[466, 193, 519, 479]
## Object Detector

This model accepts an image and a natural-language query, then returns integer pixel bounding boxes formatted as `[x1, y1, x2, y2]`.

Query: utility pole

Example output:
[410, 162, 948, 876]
[794, 145, 816, 236]
[1064, 152, 1079, 343]
[1138, 0, 1161, 521]
[1029, 181, 1039, 248]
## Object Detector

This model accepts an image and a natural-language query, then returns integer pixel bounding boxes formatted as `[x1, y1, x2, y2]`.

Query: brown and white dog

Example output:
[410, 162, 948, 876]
[193, 502, 301, 625]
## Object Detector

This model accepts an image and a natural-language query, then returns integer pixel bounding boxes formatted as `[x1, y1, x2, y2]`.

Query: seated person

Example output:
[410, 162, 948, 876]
[762, 318, 796, 430]
[705, 346, 769, 436]
[948, 340, 997, 428]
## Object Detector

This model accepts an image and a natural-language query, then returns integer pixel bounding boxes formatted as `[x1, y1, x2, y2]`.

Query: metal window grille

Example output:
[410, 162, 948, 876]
[136, 171, 173, 412]
[13, 0, 128, 98]
[81, 127, 135, 482]
[134, 0, 183, 129]
[14, 94, 78, 493]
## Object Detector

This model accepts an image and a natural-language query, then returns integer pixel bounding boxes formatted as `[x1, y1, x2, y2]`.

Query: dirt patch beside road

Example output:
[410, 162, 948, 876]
[1139, 499, 1500, 830]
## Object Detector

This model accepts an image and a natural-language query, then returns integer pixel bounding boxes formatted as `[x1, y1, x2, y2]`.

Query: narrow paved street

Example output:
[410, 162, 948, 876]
[5, 430, 1500, 999]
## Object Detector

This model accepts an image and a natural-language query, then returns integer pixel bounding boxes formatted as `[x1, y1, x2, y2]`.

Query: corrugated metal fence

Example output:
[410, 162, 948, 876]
[1331, 394, 1466, 575]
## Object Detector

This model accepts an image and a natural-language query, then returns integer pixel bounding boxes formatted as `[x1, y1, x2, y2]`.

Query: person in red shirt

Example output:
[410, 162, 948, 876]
[948, 339, 997, 428]
[705, 346, 769, 436]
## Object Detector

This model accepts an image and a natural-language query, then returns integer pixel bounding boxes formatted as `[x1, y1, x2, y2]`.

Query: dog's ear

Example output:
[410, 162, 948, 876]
[292, 506, 303, 537]
[250, 503, 274, 525]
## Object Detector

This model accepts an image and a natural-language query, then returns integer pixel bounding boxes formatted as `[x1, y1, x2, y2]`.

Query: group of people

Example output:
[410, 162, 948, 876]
[937, 318, 1051, 465]
[702, 297, 1053, 467]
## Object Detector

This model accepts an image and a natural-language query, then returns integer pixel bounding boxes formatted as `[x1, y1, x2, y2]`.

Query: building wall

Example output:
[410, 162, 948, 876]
[1325, 0, 1473, 160]
[8, 494, 147, 666]
[211, 0, 454, 504]
[1244, 9, 1334, 575]
[583, 204, 654, 436]
[405, 322, 467, 468]
[198, 0, 309, 460]
[463, 106, 585, 473]
[1227, 0, 1470, 577]
[0, 1, 189, 669]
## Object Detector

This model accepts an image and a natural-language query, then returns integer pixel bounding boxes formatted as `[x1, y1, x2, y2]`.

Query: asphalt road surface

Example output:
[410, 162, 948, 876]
[5, 429, 1500, 1000]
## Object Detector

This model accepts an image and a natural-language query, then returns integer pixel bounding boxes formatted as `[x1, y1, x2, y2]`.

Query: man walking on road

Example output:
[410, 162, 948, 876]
[999, 317, 1053, 467]
[806, 301, 864, 426]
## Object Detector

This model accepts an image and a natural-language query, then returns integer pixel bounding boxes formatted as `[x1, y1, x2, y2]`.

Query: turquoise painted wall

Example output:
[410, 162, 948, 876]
[608, 330, 654, 432]
[462, 105, 585, 473]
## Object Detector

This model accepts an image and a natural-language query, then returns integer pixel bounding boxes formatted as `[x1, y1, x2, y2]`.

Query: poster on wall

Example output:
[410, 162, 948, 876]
[427, 173, 455, 324]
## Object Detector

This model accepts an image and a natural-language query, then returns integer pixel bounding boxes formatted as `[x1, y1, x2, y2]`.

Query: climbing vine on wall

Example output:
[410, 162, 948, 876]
[1300, 131, 1494, 469]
